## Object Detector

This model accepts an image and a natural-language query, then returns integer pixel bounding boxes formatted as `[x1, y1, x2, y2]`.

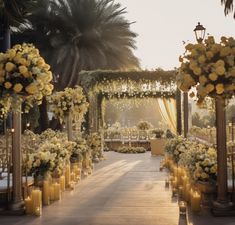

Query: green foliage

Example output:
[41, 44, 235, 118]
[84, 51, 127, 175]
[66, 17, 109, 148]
[192, 112, 215, 128]
[13, 0, 140, 89]
[115, 146, 146, 154]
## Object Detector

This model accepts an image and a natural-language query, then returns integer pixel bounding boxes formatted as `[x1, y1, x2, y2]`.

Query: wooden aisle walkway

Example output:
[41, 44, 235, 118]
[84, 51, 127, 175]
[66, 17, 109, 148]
[0, 152, 179, 225]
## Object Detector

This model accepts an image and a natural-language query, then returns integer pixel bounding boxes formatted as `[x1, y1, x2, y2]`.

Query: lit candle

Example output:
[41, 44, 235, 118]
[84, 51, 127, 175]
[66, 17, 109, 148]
[60, 176, 66, 191]
[65, 164, 71, 187]
[179, 201, 187, 216]
[42, 180, 50, 205]
[88, 168, 92, 175]
[191, 191, 201, 212]
[54, 183, 61, 201]
[184, 183, 191, 202]
[70, 181, 75, 190]
[35, 206, 42, 216]
[172, 178, 178, 189]
[31, 189, 42, 215]
[178, 186, 183, 197]
[172, 187, 177, 197]
[25, 197, 33, 215]
[71, 172, 75, 182]
[50, 186, 55, 201]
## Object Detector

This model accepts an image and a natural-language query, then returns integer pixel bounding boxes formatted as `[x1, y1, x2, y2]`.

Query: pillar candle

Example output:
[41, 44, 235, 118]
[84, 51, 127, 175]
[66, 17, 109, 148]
[34, 206, 42, 216]
[54, 183, 61, 201]
[191, 191, 201, 212]
[60, 176, 66, 191]
[184, 183, 191, 202]
[42, 180, 50, 205]
[71, 172, 75, 182]
[65, 164, 71, 187]
[50, 186, 55, 201]
[25, 197, 33, 215]
[31, 189, 42, 215]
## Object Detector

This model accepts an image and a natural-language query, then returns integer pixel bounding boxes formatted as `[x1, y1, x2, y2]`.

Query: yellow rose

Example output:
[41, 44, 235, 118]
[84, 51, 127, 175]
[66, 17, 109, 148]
[226, 56, 234, 67]
[199, 75, 207, 85]
[193, 67, 202, 75]
[207, 36, 215, 44]
[205, 84, 215, 93]
[189, 61, 197, 70]
[198, 55, 206, 64]
[220, 46, 231, 57]
[208, 72, 218, 81]
[25, 83, 38, 94]
[18, 58, 27, 66]
[215, 60, 225, 67]
[5, 62, 15, 72]
[216, 83, 224, 94]
[215, 66, 225, 75]
[18, 65, 28, 75]
[4, 81, 12, 89]
[206, 51, 214, 59]
[211, 44, 221, 54]
[191, 49, 198, 57]
[7, 49, 16, 59]
[13, 83, 23, 93]
[44, 64, 50, 71]
[185, 43, 194, 51]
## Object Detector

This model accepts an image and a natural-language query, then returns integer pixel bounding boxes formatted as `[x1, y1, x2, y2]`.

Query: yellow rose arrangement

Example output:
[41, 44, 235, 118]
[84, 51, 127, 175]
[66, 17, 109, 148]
[48, 86, 89, 123]
[0, 43, 54, 109]
[177, 36, 235, 103]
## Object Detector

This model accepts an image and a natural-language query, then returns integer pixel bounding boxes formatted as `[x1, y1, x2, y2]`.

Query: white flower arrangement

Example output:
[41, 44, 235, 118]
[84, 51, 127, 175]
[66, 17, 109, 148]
[48, 86, 89, 123]
[87, 132, 102, 159]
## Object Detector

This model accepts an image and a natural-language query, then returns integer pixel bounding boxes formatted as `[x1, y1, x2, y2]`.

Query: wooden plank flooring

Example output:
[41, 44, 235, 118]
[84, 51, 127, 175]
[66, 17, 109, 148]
[0, 152, 179, 225]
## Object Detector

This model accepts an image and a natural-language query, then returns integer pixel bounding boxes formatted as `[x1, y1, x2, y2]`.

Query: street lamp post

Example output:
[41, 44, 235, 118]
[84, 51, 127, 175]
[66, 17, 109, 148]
[193, 22, 206, 43]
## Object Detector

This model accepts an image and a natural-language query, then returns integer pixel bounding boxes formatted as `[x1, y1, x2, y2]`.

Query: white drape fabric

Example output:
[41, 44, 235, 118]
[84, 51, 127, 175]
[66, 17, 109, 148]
[157, 98, 177, 134]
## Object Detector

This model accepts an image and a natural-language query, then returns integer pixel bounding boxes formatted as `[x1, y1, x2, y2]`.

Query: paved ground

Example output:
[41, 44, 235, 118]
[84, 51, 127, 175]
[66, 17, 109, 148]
[1, 151, 235, 225]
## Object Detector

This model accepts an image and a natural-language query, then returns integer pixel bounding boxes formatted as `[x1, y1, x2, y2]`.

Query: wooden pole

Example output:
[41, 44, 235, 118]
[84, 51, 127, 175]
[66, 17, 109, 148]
[176, 89, 182, 135]
[183, 92, 189, 138]
[9, 100, 24, 213]
[213, 97, 232, 214]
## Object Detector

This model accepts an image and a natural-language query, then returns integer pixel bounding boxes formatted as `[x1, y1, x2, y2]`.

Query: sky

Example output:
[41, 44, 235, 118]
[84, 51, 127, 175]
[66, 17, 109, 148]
[116, 0, 235, 70]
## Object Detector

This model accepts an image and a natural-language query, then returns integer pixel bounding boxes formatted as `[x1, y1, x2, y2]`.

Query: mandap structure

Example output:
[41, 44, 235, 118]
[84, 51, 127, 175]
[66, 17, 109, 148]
[78, 69, 187, 136]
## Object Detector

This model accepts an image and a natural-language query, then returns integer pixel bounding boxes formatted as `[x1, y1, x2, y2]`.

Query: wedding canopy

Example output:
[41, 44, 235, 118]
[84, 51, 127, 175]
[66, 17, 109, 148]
[78, 69, 178, 133]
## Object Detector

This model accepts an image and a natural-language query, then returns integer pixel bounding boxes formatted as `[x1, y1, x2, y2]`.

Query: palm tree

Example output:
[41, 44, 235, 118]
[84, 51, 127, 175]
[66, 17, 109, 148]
[14, 0, 140, 90]
[221, 0, 235, 18]
[0, 0, 33, 51]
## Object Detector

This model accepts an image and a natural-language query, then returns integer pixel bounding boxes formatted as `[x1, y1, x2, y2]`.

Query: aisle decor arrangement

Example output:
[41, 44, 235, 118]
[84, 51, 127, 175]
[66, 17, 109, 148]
[165, 136, 217, 183]
[115, 146, 146, 154]
[164, 136, 217, 211]
[87, 132, 103, 161]
[22, 128, 95, 216]
[48, 86, 89, 123]
[137, 120, 153, 130]
[0, 43, 54, 110]
[177, 36, 235, 104]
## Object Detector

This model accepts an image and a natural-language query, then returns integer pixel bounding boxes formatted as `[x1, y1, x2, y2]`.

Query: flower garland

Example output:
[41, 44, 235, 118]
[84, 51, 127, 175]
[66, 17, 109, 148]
[177, 36, 235, 103]
[48, 86, 89, 123]
[0, 43, 54, 109]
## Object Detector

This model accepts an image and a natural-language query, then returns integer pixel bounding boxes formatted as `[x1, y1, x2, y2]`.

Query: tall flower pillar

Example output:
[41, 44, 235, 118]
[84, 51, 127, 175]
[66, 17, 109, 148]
[9, 100, 24, 213]
[213, 97, 233, 214]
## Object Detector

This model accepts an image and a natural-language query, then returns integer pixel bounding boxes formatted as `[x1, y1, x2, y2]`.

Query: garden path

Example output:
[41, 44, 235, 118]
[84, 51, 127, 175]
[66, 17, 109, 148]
[0, 151, 180, 225]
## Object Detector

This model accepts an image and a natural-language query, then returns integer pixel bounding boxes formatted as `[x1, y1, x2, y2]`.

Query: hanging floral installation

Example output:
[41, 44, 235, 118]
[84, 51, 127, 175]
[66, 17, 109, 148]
[0, 43, 54, 111]
[48, 86, 89, 123]
[177, 36, 235, 103]
[79, 69, 177, 100]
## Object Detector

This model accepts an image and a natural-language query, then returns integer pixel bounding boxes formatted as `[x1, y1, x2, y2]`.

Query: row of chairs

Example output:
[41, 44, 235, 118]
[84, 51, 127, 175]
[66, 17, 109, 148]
[104, 130, 151, 142]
